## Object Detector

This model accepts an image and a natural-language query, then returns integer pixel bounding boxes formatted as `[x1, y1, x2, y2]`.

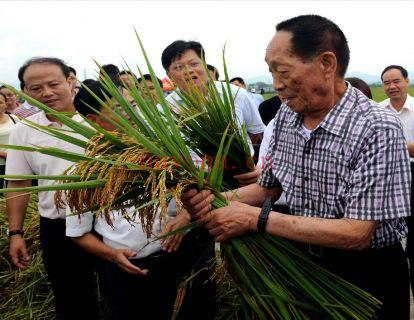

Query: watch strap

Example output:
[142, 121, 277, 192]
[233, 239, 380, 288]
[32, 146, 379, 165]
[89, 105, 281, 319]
[257, 197, 272, 233]
[7, 229, 24, 238]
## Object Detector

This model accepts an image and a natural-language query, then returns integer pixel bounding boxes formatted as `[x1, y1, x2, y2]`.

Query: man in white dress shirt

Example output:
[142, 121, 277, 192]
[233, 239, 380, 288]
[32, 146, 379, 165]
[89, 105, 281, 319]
[379, 65, 414, 156]
[380, 64, 414, 297]
[6, 57, 100, 320]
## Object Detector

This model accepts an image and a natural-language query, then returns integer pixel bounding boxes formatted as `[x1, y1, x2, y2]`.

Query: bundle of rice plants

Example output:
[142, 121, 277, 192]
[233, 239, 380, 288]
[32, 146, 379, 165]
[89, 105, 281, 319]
[0, 32, 381, 319]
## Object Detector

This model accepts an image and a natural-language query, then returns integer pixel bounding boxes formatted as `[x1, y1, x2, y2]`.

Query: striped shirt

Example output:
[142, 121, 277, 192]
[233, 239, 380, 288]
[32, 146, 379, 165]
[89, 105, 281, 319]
[259, 84, 411, 248]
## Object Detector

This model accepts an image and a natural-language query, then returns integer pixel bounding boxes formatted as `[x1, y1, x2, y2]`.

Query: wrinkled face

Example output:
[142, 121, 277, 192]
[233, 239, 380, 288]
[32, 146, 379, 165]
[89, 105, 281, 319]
[0, 95, 6, 113]
[265, 31, 332, 115]
[382, 68, 409, 101]
[0, 87, 17, 110]
[167, 49, 208, 93]
[23, 63, 74, 112]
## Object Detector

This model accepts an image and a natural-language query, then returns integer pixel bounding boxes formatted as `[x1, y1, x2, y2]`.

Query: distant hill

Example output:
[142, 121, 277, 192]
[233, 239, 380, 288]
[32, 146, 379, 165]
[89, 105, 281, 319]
[247, 71, 414, 86]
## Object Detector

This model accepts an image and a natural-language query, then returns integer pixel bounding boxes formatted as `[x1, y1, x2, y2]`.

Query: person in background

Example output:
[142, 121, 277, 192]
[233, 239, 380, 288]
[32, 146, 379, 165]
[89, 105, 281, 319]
[345, 77, 372, 99]
[0, 85, 20, 113]
[67, 66, 79, 95]
[379, 65, 414, 299]
[11, 81, 40, 118]
[137, 73, 163, 103]
[258, 95, 282, 126]
[6, 57, 100, 320]
[0, 92, 18, 187]
[230, 76, 265, 107]
[99, 64, 121, 87]
[119, 70, 138, 89]
[67, 80, 194, 319]
[207, 64, 220, 81]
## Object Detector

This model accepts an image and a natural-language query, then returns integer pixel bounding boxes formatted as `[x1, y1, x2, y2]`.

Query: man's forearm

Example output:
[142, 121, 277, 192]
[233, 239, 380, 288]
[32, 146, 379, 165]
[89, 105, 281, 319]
[72, 233, 116, 262]
[6, 180, 32, 230]
[262, 212, 378, 250]
[224, 183, 281, 206]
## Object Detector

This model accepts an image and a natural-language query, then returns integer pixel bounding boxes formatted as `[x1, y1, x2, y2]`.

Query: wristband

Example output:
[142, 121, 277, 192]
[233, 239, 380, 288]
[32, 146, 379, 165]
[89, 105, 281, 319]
[257, 197, 272, 233]
[7, 229, 24, 238]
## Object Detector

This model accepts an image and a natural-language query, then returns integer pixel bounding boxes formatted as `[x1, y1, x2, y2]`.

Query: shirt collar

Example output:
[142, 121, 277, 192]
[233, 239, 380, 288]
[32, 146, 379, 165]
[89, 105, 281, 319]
[318, 82, 356, 137]
[286, 81, 355, 137]
[36, 111, 83, 128]
[385, 94, 413, 112]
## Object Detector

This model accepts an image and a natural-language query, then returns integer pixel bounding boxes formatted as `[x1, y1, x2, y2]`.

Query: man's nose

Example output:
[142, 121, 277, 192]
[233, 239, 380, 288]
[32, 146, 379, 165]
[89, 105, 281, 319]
[273, 77, 285, 92]
[41, 86, 53, 97]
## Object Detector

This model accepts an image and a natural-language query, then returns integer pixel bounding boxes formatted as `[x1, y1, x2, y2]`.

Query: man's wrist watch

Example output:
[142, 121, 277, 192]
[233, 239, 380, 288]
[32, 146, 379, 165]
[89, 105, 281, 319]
[7, 229, 24, 238]
[257, 197, 272, 233]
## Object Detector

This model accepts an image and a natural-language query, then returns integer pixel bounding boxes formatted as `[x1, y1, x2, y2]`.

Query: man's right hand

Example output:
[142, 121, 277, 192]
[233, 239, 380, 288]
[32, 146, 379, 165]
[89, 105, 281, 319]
[181, 188, 215, 220]
[9, 236, 30, 269]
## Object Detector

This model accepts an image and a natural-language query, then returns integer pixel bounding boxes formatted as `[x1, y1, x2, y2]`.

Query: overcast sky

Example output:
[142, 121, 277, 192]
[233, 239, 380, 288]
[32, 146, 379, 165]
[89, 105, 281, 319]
[1, 0, 413, 87]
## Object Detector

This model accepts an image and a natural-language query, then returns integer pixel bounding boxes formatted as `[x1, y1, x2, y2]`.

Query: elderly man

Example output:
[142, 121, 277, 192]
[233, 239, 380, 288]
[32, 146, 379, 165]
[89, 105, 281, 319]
[6, 57, 100, 320]
[183, 15, 410, 319]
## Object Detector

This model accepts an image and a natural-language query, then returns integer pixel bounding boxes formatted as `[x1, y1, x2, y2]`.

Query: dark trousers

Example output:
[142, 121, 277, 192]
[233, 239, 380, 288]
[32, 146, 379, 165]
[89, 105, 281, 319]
[297, 242, 409, 320]
[406, 162, 414, 296]
[39, 217, 100, 320]
[107, 228, 217, 320]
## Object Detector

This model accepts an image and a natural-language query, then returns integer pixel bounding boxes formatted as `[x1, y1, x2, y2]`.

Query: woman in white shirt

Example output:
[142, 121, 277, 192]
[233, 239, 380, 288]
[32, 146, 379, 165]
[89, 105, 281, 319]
[0, 92, 18, 187]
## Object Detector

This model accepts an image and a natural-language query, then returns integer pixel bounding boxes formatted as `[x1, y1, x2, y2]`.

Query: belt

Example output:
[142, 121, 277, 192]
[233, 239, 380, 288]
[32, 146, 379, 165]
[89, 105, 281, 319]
[129, 250, 166, 270]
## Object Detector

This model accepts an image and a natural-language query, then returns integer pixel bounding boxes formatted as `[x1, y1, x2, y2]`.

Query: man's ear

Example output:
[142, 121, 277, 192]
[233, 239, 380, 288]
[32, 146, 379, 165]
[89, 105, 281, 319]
[319, 52, 337, 77]
[166, 71, 176, 85]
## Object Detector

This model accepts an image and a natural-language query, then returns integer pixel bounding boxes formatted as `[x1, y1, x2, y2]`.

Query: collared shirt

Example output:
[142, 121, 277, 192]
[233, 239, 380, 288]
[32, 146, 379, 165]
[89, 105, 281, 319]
[379, 94, 414, 142]
[6, 111, 86, 219]
[248, 91, 265, 107]
[66, 206, 165, 259]
[0, 114, 18, 165]
[66, 198, 180, 259]
[259, 84, 411, 248]
[166, 81, 265, 155]
[11, 101, 40, 119]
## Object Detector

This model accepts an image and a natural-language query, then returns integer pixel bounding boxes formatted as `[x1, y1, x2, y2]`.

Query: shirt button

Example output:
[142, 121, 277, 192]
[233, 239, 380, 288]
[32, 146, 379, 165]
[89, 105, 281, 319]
[304, 176, 309, 181]
[305, 149, 310, 154]
[304, 203, 309, 209]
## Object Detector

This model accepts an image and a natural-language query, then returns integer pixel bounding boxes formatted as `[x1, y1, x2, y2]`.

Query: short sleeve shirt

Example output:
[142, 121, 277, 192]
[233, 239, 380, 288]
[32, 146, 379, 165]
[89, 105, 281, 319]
[6, 111, 87, 219]
[259, 84, 411, 248]
[379, 94, 414, 143]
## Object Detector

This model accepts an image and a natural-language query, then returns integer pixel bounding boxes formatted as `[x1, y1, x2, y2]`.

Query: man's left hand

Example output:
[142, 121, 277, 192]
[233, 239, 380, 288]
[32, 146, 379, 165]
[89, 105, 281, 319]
[160, 209, 191, 252]
[201, 201, 260, 242]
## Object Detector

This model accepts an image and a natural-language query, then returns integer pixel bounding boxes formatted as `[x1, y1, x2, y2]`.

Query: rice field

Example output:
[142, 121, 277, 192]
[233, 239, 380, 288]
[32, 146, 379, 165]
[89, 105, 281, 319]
[262, 86, 414, 103]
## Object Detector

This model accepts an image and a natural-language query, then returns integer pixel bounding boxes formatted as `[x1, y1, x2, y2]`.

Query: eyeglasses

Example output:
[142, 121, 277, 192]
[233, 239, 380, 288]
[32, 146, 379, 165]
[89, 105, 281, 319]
[170, 61, 202, 73]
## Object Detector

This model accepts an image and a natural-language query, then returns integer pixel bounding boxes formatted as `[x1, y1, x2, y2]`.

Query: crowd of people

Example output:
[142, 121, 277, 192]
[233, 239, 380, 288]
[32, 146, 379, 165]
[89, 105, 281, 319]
[2, 13, 414, 320]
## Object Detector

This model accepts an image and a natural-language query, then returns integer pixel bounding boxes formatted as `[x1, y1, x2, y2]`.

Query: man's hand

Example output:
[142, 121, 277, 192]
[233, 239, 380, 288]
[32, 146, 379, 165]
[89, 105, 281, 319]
[233, 166, 262, 186]
[111, 248, 148, 276]
[181, 188, 215, 219]
[9, 236, 30, 269]
[202, 201, 260, 242]
[160, 209, 191, 253]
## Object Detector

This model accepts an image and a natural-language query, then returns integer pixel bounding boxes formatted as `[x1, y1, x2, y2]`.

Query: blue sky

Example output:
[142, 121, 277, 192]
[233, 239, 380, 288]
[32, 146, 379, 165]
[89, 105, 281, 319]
[1, 0, 413, 87]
